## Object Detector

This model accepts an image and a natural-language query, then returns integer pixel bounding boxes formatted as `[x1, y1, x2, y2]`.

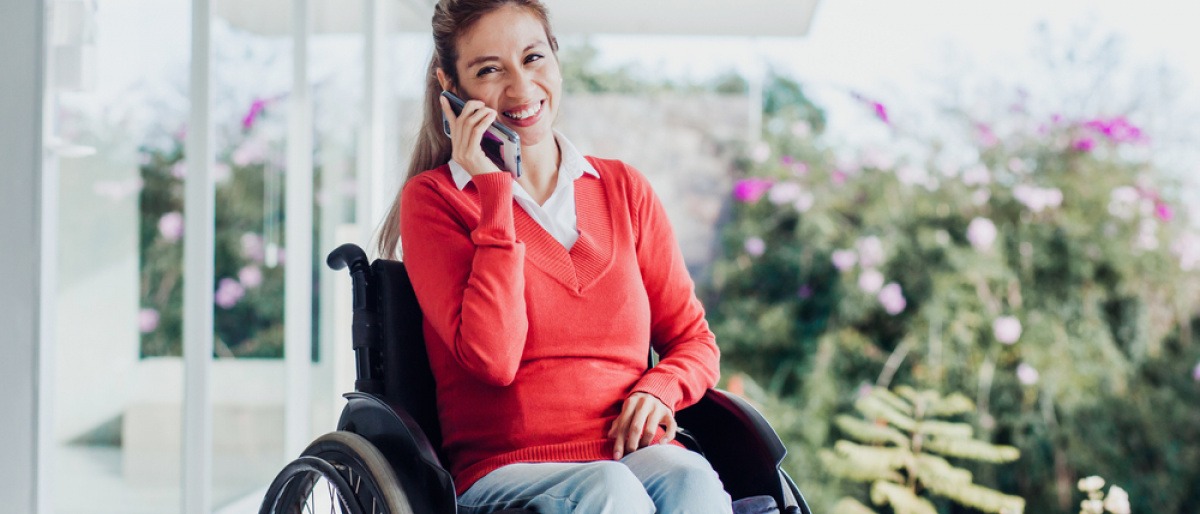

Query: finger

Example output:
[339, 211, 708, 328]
[660, 414, 677, 445]
[610, 400, 637, 459]
[626, 399, 655, 454]
[635, 403, 659, 449]
[439, 95, 455, 122]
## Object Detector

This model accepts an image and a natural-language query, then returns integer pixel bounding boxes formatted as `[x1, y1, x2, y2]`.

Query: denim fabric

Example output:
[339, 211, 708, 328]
[457, 444, 733, 514]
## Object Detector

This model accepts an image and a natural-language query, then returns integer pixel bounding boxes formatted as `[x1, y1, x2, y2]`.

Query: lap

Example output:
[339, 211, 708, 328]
[458, 444, 731, 514]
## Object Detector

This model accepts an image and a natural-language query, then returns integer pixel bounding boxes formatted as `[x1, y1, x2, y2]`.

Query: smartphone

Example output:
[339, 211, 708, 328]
[441, 90, 522, 178]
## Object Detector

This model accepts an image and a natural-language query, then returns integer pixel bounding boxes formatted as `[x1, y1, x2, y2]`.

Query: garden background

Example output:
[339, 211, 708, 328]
[43, 0, 1200, 512]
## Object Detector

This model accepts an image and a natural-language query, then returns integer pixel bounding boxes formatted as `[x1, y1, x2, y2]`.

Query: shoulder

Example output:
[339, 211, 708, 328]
[401, 165, 454, 200]
[584, 157, 654, 198]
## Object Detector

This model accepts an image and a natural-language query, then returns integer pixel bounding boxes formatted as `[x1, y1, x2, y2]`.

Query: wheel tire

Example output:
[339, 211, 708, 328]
[261, 431, 415, 514]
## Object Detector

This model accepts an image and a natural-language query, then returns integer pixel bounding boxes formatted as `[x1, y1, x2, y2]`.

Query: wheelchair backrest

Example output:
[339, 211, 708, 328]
[351, 257, 445, 456]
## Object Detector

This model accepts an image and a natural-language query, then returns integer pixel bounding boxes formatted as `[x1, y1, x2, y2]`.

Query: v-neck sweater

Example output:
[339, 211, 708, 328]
[398, 157, 720, 495]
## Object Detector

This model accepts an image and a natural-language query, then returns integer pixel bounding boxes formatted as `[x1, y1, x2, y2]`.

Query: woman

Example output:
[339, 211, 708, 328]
[377, 1, 732, 512]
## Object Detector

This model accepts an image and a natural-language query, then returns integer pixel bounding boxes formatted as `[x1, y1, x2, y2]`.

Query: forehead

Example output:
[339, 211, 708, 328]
[456, 5, 548, 62]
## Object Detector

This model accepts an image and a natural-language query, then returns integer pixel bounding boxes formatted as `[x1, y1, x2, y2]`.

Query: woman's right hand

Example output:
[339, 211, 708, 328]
[440, 95, 503, 177]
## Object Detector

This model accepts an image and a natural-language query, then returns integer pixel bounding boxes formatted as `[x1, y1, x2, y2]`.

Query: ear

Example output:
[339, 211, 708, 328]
[435, 68, 454, 94]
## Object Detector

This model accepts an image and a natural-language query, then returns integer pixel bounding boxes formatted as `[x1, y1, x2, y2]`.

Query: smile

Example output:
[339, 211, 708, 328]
[502, 101, 544, 121]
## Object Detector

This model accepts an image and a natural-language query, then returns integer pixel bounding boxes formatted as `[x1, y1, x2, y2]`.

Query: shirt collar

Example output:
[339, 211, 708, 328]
[449, 131, 599, 191]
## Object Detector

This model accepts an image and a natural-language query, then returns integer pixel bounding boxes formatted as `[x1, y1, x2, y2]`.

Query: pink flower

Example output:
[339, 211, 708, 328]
[238, 265, 263, 288]
[768, 182, 803, 205]
[831, 249, 858, 272]
[214, 278, 246, 309]
[1085, 116, 1145, 144]
[993, 316, 1022, 344]
[750, 142, 771, 164]
[976, 123, 999, 148]
[831, 170, 847, 185]
[242, 98, 268, 130]
[967, 217, 998, 251]
[1072, 137, 1095, 152]
[1013, 185, 1064, 213]
[138, 308, 160, 334]
[744, 237, 766, 257]
[1155, 201, 1174, 222]
[858, 269, 884, 293]
[856, 236, 886, 268]
[171, 161, 188, 179]
[241, 233, 265, 262]
[878, 282, 906, 315]
[1017, 363, 1039, 385]
[232, 137, 269, 167]
[873, 102, 890, 124]
[734, 178, 774, 203]
[1193, 362, 1200, 382]
[158, 212, 184, 243]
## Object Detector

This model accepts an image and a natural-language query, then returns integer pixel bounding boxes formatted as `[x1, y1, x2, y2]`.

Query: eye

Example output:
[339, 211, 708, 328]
[525, 53, 544, 64]
[475, 65, 499, 77]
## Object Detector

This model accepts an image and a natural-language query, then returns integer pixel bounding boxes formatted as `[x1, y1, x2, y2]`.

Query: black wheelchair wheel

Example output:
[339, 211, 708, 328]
[260, 431, 414, 514]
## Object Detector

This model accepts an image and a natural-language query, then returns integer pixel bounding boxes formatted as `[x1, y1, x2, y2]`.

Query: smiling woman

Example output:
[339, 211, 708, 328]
[374, 1, 734, 513]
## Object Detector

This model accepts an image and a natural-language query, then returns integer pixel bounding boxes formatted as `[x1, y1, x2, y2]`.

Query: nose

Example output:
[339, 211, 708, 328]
[505, 66, 538, 99]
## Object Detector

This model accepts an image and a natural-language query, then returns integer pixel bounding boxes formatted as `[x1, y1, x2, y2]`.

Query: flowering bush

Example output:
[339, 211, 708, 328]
[137, 98, 311, 358]
[706, 83, 1200, 512]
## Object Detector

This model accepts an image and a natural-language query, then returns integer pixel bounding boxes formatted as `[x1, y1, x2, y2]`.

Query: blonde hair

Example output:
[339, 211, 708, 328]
[375, 0, 558, 259]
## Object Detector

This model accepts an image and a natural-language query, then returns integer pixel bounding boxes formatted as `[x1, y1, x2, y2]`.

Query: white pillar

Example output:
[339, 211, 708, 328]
[284, 0, 314, 458]
[183, 0, 215, 511]
[0, 0, 49, 511]
[359, 0, 387, 254]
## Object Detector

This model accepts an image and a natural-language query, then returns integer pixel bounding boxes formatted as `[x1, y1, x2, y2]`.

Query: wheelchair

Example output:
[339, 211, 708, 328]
[259, 243, 813, 514]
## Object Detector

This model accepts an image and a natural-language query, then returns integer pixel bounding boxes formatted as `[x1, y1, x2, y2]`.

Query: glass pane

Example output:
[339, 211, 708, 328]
[47, 0, 189, 511]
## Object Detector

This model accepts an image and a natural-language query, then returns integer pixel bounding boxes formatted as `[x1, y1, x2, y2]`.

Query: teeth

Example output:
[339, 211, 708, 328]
[504, 103, 541, 120]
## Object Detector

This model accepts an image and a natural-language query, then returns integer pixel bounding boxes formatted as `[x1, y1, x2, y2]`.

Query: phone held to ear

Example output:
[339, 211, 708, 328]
[441, 90, 523, 179]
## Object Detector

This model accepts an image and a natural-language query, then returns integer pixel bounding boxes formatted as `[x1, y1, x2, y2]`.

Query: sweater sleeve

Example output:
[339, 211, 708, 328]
[624, 165, 721, 412]
[399, 171, 528, 386]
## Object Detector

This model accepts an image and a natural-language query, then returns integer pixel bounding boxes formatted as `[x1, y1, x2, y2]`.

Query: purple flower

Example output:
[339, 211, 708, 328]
[158, 212, 184, 243]
[1193, 362, 1200, 382]
[878, 282, 906, 315]
[214, 278, 246, 309]
[967, 217, 997, 252]
[242, 98, 268, 130]
[744, 237, 766, 257]
[831, 170, 847, 186]
[1072, 137, 1096, 152]
[734, 178, 774, 203]
[1017, 363, 1040, 385]
[238, 265, 263, 288]
[993, 316, 1022, 344]
[797, 284, 813, 299]
[1085, 116, 1145, 144]
[831, 249, 858, 272]
[976, 123, 999, 148]
[138, 308, 160, 334]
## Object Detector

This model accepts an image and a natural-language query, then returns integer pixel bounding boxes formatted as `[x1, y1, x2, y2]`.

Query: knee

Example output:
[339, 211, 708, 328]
[568, 462, 655, 513]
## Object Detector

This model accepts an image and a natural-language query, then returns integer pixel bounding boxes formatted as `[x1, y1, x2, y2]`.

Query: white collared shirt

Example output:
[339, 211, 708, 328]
[449, 132, 599, 251]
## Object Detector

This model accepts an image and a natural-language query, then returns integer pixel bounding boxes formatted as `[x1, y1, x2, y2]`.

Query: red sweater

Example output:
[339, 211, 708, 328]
[398, 157, 720, 495]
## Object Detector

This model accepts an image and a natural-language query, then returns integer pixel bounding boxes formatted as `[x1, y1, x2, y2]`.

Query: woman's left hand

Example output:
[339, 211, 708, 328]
[608, 392, 677, 459]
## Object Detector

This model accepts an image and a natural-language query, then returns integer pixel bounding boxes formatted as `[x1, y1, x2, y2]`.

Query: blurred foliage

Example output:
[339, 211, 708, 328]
[821, 385, 1024, 514]
[707, 65, 1200, 513]
[137, 101, 319, 358]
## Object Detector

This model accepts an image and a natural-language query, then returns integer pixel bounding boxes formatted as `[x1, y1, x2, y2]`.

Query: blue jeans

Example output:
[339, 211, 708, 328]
[457, 444, 734, 514]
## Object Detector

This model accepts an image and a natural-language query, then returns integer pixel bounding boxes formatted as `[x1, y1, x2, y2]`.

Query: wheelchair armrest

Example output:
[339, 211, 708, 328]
[676, 388, 789, 507]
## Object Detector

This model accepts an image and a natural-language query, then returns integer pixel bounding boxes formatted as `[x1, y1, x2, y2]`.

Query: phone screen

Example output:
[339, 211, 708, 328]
[440, 91, 522, 178]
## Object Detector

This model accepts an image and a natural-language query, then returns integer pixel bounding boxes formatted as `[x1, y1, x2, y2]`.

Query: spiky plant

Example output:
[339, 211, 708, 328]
[821, 385, 1025, 514]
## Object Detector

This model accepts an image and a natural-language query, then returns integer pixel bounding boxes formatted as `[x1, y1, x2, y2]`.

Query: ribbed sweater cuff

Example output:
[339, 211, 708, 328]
[470, 172, 515, 246]
[631, 372, 683, 413]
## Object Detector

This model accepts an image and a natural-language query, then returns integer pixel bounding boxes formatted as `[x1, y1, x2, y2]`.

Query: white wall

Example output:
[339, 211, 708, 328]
[0, 0, 47, 511]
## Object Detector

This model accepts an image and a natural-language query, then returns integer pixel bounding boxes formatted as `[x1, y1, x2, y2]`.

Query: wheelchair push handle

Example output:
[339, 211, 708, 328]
[327, 243, 370, 273]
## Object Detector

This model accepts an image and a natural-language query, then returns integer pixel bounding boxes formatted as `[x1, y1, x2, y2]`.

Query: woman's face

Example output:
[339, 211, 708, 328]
[446, 5, 562, 148]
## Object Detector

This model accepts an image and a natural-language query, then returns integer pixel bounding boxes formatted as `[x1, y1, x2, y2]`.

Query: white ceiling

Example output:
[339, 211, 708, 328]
[216, 0, 819, 37]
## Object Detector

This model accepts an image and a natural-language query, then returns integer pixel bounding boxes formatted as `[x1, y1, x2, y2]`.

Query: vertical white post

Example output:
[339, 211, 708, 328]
[359, 0, 387, 254]
[284, 0, 314, 458]
[183, 0, 215, 510]
[0, 0, 48, 511]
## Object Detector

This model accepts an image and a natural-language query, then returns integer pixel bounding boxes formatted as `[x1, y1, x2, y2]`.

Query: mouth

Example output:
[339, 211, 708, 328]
[501, 100, 546, 127]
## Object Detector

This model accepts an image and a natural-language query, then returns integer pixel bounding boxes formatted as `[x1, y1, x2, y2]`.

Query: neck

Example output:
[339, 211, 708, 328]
[516, 133, 561, 205]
